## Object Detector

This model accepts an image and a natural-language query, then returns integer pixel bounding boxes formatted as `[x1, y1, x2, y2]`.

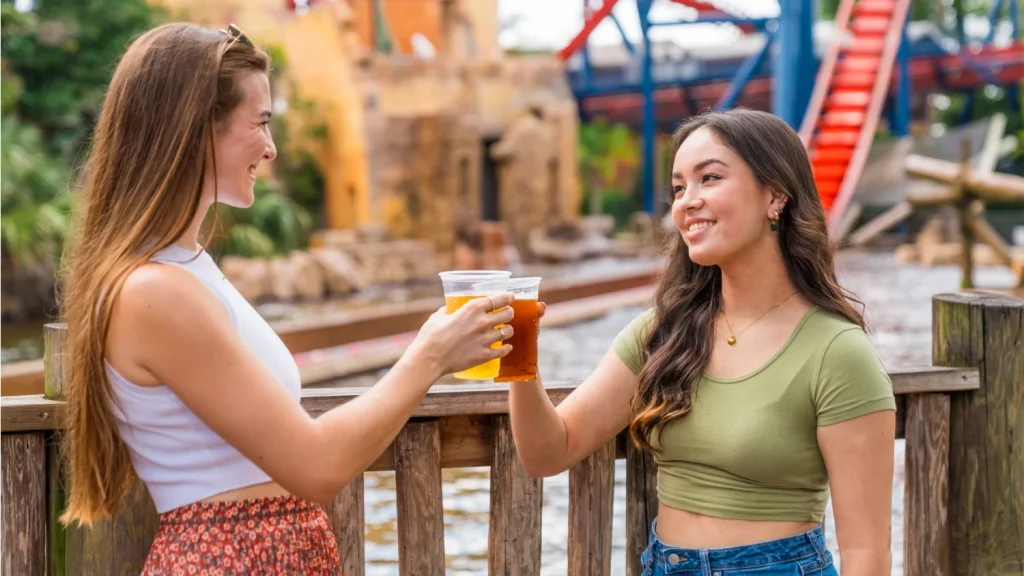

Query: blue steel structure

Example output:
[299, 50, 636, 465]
[566, 0, 1023, 215]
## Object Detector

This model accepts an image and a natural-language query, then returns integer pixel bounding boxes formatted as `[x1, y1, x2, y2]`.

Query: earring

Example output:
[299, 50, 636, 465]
[770, 210, 780, 232]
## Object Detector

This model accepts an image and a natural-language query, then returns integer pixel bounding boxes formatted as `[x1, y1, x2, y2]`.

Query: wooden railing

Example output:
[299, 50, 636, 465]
[2, 293, 1021, 576]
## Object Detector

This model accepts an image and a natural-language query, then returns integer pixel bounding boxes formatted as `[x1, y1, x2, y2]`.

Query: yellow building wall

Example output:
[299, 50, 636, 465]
[152, 0, 372, 230]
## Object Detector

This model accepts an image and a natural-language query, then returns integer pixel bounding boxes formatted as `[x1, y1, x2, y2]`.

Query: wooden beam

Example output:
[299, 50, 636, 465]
[905, 154, 1024, 203]
[966, 201, 1016, 269]
[488, 415, 542, 576]
[2, 366, 982, 433]
[847, 201, 913, 247]
[328, 476, 365, 576]
[888, 367, 980, 394]
[1, 432, 46, 575]
[568, 439, 616, 576]
[625, 439, 658, 576]
[904, 393, 952, 576]
[394, 420, 446, 576]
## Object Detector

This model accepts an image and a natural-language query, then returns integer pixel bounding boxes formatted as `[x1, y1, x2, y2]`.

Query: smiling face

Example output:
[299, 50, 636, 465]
[669, 126, 787, 267]
[206, 71, 277, 208]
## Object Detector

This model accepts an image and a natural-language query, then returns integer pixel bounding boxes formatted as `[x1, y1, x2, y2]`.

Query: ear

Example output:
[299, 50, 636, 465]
[766, 188, 788, 217]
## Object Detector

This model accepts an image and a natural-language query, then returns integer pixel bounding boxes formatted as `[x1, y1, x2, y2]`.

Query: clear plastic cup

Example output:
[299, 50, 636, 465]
[438, 270, 512, 380]
[495, 277, 542, 382]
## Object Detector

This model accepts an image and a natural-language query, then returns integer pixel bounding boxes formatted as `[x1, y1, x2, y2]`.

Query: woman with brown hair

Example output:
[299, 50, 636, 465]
[510, 109, 896, 576]
[57, 22, 516, 574]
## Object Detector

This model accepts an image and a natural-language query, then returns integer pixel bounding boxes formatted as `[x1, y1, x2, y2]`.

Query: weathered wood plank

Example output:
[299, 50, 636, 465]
[904, 393, 951, 576]
[59, 480, 158, 575]
[889, 367, 979, 395]
[488, 415, 542, 576]
[329, 474, 365, 576]
[46, 438, 64, 576]
[110, 481, 158, 574]
[568, 439, 616, 576]
[304, 382, 579, 420]
[43, 323, 67, 400]
[1, 396, 63, 432]
[625, 437, 658, 576]
[934, 292, 1024, 576]
[2, 432, 46, 576]
[4, 367, 981, 433]
[394, 419, 445, 576]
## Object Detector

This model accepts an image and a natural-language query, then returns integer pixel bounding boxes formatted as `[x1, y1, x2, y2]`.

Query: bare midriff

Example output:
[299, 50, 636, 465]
[200, 481, 291, 504]
[656, 503, 818, 549]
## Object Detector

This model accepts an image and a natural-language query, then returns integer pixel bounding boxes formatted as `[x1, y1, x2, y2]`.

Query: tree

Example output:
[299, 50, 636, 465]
[1, 0, 166, 159]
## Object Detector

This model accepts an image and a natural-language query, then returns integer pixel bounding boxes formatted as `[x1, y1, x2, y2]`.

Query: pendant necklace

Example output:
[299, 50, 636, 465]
[722, 290, 798, 345]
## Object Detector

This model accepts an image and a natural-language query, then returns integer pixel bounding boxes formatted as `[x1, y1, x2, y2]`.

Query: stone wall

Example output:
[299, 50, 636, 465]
[359, 54, 580, 266]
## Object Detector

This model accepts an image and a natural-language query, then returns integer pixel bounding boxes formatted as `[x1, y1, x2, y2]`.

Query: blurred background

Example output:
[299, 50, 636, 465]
[2, 0, 1023, 573]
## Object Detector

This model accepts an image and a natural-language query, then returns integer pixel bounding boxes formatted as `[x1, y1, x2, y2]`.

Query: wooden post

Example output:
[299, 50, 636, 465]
[2, 432, 47, 576]
[329, 475, 366, 576]
[625, 438, 658, 576]
[903, 393, 951, 576]
[567, 439, 615, 576]
[394, 420, 446, 576]
[43, 324, 67, 400]
[487, 415, 542, 576]
[933, 293, 1024, 575]
[955, 139, 974, 289]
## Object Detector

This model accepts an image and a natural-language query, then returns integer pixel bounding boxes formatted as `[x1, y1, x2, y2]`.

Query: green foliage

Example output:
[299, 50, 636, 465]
[578, 119, 641, 227]
[1, 0, 166, 158]
[211, 180, 314, 259]
[0, 4, 328, 272]
[1, 71, 71, 267]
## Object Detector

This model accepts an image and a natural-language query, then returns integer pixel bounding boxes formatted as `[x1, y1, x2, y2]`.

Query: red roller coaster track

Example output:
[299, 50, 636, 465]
[559, 0, 754, 61]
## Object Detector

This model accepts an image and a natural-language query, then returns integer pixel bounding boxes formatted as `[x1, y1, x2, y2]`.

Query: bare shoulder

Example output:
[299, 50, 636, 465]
[116, 263, 231, 327]
[108, 262, 234, 384]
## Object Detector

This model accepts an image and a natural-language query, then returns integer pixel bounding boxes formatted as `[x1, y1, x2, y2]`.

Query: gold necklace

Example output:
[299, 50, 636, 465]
[722, 291, 798, 345]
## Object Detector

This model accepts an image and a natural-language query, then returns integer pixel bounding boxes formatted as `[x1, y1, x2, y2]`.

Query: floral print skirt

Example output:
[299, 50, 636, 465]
[141, 494, 340, 575]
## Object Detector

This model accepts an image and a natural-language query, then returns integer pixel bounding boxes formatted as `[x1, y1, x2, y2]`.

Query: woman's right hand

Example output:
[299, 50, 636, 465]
[407, 293, 516, 379]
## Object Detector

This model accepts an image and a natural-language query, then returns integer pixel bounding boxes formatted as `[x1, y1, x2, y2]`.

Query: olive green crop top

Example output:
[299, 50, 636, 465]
[613, 307, 896, 522]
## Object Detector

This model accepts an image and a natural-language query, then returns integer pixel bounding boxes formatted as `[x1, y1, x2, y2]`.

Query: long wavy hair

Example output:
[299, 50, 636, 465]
[57, 23, 269, 525]
[628, 109, 864, 452]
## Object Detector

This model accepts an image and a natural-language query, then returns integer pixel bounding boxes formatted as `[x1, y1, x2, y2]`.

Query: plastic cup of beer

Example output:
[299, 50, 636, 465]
[438, 270, 512, 380]
[495, 277, 541, 383]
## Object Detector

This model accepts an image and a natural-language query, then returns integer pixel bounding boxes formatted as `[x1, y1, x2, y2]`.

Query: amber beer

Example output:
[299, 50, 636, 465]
[438, 270, 511, 380]
[496, 277, 541, 382]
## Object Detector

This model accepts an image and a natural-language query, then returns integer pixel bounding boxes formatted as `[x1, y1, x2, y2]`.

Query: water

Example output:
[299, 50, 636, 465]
[355, 250, 1019, 575]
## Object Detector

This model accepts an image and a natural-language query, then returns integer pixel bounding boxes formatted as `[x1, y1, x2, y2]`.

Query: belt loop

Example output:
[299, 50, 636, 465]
[807, 524, 828, 563]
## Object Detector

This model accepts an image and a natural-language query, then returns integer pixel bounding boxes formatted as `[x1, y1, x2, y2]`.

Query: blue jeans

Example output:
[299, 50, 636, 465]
[640, 519, 838, 575]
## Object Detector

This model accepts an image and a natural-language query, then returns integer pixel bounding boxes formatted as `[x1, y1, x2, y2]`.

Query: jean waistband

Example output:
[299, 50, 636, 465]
[645, 518, 830, 571]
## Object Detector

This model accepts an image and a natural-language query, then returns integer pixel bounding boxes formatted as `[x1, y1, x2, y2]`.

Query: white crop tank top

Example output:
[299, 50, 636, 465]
[107, 244, 301, 513]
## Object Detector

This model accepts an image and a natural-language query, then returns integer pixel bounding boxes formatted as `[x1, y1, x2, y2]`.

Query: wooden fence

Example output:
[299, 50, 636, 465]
[2, 292, 1021, 575]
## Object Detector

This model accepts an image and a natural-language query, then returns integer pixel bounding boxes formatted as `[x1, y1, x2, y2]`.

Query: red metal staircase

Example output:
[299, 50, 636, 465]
[799, 0, 913, 236]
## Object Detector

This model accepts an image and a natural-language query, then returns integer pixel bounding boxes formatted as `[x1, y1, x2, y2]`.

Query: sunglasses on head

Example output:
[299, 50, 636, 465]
[220, 23, 252, 48]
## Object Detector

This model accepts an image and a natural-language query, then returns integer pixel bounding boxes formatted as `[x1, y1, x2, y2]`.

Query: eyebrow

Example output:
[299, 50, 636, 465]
[671, 158, 727, 179]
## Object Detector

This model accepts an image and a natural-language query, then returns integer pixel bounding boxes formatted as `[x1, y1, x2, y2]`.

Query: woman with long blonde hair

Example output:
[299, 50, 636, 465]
[58, 22, 516, 574]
